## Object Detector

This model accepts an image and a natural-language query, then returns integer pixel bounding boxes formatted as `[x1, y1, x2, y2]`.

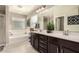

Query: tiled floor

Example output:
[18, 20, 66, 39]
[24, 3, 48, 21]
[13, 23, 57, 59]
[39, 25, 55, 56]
[1, 41, 38, 53]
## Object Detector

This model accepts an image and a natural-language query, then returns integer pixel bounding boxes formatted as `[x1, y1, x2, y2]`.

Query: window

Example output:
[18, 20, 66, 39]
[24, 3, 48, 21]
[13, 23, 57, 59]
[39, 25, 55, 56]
[30, 15, 38, 28]
[12, 17, 25, 30]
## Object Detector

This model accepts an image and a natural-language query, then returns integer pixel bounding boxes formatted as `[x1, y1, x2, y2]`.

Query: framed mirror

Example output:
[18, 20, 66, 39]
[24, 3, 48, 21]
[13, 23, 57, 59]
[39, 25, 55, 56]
[55, 16, 64, 31]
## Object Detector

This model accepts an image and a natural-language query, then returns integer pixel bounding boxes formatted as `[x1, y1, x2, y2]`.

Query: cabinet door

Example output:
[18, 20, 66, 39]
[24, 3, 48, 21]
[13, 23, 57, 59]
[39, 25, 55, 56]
[30, 33, 34, 46]
[33, 38, 38, 50]
[48, 43, 59, 53]
[60, 39, 79, 53]
[61, 47, 76, 53]
[30, 33, 38, 50]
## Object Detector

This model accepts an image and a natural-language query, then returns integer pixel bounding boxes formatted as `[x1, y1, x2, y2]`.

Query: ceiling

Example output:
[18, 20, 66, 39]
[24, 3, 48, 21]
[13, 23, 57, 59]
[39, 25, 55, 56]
[9, 5, 41, 15]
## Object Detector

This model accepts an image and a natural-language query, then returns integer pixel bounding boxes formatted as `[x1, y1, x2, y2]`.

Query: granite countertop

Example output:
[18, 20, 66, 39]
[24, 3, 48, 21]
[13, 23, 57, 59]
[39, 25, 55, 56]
[31, 31, 79, 43]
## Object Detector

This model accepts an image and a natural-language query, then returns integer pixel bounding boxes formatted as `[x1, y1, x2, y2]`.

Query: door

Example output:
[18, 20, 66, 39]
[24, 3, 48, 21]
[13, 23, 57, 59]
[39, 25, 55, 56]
[61, 47, 76, 53]
[30, 33, 34, 46]
[0, 15, 6, 45]
[48, 43, 59, 53]
[30, 33, 38, 50]
[34, 37, 38, 50]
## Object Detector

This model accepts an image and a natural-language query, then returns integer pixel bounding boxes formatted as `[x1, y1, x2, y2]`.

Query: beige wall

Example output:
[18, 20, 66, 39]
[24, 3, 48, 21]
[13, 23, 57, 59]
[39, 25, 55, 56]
[38, 15, 44, 30]
[37, 5, 79, 31]
[38, 7, 54, 30]
[53, 5, 79, 31]
[5, 6, 9, 44]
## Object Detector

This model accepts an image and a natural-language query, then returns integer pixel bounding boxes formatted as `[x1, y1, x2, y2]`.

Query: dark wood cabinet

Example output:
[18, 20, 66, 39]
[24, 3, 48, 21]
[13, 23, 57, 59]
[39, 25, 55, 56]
[48, 43, 59, 53]
[61, 47, 76, 53]
[33, 37, 38, 50]
[60, 39, 79, 53]
[39, 46, 47, 53]
[30, 33, 34, 46]
[30, 33, 79, 53]
[48, 37, 60, 53]
[39, 35, 48, 53]
[30, 33, 38, 50]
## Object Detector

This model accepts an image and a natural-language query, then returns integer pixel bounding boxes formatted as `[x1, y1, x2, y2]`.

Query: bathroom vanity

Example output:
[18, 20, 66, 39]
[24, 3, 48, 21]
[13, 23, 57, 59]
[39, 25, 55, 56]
[30, 31, 79, 53]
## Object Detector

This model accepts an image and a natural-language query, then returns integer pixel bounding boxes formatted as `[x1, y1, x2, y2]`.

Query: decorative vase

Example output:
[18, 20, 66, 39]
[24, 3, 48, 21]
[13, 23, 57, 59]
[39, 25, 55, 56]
[47, 30, 52, 33]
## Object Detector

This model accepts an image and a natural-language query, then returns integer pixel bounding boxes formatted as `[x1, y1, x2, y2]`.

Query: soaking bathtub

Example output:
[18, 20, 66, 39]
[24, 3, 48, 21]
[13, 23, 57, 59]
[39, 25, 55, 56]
[9, 34, 30, 44]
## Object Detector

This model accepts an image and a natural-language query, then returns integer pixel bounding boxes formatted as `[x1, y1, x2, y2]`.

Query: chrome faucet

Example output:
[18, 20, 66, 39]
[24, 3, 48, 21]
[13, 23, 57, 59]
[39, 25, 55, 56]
[63, 30, 69, 35]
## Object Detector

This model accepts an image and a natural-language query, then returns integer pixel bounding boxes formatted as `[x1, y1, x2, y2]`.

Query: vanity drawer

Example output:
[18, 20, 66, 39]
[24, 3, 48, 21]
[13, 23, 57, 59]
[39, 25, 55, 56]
[39, 42, 48, 49]
[39, 39, 48, 44]
[39, 46, 48, 53]
[39, 35, 48, 40]
[39, 35, 48, 44]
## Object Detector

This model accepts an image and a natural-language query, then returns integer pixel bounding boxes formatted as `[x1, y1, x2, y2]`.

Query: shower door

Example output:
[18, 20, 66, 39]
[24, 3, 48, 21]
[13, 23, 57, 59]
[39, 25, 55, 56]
[0, 15, 6, 45]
